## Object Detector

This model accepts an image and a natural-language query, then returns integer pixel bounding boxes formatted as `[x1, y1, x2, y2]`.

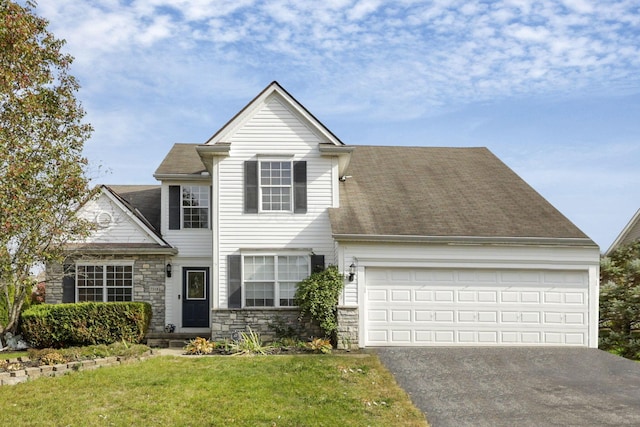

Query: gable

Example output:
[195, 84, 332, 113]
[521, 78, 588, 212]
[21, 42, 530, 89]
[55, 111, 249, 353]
[205, 81, 343, 147]
[75, 187, 168, 247]
[606, 208, 640, 255]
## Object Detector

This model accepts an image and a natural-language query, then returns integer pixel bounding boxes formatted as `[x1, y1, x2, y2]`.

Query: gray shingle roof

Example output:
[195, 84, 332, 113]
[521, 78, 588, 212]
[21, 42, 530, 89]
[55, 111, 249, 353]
[328, 146, 592, 242]
[154, 143, 206, 176]
[107, 185, 161, 233]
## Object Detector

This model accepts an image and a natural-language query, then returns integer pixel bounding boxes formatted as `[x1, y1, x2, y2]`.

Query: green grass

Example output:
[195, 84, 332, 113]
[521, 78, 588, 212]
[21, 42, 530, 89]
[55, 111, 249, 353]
[0, 354, 428, 426]
[0, 351, 28, 360]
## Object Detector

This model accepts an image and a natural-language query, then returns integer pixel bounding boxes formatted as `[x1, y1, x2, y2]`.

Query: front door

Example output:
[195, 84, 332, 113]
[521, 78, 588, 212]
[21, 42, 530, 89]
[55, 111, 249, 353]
[182, 267, 210, 328]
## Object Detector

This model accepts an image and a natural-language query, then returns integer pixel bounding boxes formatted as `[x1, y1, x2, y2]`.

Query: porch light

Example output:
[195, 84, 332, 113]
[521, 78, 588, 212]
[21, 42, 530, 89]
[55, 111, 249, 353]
[348, 263, 356, 282]
[166, 263, 172, 278]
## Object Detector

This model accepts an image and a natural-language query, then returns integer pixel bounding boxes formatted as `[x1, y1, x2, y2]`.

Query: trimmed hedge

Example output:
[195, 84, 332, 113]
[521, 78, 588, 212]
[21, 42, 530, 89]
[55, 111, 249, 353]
[20, 302, 152, 348]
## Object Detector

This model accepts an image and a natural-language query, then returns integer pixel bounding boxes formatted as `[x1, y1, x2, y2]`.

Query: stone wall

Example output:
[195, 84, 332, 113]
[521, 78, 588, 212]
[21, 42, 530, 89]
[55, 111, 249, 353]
[46, 254, 167, 333]
[211, 308, 323, 342]
[336, 306, 359, 350]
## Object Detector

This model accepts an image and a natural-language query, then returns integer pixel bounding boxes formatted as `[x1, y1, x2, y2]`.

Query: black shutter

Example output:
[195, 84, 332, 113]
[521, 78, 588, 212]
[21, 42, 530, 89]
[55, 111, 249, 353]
[244, 161, 258, 213]
[169, 185, 181, 230]
[62, 264, 75, 303]
[311, 255, 325, 273]
[293, 161, 307, 213]
[227, 255, 242, 308]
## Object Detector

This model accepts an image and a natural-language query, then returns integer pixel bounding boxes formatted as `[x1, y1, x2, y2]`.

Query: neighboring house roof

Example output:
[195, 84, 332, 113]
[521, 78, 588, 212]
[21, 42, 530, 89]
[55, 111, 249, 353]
[328, 145, 595, 246]
[605, 208, 640, 255]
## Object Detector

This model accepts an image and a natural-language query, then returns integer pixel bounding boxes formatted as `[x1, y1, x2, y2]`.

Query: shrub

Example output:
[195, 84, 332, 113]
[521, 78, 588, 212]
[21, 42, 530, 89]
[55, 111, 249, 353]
[185, 337, 216, 355]
[20, 302, 152, 348]
[229, 328, 273, 356]
[306, 337, 332, 354]
[294, 265, 344, 341]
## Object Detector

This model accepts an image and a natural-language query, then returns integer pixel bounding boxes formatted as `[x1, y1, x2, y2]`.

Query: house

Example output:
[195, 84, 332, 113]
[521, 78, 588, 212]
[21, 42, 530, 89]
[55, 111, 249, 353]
[605, 208, 640, 256]
[47, 81, 600, 348]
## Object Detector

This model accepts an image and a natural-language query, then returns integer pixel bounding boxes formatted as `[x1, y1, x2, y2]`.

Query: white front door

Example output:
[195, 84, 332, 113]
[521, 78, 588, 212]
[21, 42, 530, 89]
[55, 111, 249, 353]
[364, 267, 589, 346]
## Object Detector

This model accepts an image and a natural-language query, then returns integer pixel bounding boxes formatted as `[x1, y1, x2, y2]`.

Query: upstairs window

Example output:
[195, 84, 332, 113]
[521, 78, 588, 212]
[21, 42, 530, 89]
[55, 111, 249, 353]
[182, 185, 209, 228]
[260, 161, 291, 211]
[244, 160, 306, 214]
[169, 185, 210, 230]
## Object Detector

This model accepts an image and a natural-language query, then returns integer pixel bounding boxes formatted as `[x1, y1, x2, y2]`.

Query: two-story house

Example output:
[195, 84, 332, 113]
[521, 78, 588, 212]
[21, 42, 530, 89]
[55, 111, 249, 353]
[47, 82, 600, 348]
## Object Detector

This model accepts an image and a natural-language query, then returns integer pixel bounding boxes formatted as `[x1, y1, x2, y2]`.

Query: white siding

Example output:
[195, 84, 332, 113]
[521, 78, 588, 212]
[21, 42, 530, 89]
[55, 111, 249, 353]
[77, 194, 157, 244]
[160, 181, 213, 258]
[216, 96, 337, 307]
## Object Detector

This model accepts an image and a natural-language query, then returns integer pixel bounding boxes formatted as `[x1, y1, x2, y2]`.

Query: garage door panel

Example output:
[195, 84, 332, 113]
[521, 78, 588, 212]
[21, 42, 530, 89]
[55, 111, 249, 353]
[365, 267, 588, 346]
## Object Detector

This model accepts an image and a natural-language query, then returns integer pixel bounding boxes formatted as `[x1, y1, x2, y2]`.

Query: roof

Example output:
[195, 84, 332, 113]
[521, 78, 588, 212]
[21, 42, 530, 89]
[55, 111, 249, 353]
[329, 146, 594, 245]
[606, 208, 640, 255]
[106, 185, 162, 234]
[154, 143, 207, 178]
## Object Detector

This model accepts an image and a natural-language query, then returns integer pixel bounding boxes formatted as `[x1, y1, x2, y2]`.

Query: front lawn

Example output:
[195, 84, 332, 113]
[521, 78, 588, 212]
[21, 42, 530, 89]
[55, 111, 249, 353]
[0, 354, 428, 426]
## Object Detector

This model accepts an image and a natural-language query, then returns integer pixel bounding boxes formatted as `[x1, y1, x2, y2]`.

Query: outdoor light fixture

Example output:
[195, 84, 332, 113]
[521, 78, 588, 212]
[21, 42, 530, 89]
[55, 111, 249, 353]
[348, 263, 356, 282]
[166, 263, 172, 278]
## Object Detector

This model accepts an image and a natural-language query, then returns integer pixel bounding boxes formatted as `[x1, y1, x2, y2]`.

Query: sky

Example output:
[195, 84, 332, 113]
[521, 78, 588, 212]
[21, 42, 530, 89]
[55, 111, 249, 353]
[29, 0, 640, 252]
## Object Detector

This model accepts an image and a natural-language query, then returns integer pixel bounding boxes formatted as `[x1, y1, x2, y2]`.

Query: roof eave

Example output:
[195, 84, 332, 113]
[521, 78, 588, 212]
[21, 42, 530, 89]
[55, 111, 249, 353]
[332, 233, 599, 247]
[319, 144, 354, 177]
[153, 173, 211, 182]
[65, 246, 179, 255]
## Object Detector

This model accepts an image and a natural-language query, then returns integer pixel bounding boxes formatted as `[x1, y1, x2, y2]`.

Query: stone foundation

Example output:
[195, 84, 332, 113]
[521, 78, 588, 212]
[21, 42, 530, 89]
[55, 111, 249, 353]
[211, 308, 323, 342]
[336, 306, 359, 350]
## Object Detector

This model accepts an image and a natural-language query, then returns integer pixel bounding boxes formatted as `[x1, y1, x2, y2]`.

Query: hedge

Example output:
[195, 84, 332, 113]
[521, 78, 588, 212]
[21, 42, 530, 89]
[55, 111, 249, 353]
[20, 302, 152, 348]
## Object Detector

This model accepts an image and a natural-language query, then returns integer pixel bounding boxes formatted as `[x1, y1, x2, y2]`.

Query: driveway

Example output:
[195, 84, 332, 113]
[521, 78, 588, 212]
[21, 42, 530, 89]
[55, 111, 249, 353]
[374, 347, 640, 427]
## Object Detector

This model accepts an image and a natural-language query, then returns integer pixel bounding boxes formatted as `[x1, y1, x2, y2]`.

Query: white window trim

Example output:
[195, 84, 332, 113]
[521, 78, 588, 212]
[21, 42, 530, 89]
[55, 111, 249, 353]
[181, 185, 210, 229]
[75, 261, 135, 303]
[240, 252, 310, 308]
[258, 159, 293, 213]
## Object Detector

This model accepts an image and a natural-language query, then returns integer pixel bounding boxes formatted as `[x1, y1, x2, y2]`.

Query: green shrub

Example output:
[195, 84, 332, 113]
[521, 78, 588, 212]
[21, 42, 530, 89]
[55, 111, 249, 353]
[294, 265, 344, 341]
[19, 302, 152, 348]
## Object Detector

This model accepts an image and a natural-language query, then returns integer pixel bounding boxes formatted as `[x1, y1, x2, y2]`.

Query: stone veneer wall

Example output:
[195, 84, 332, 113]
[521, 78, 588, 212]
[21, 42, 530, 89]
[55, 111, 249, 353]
[336, 306, 359, 350]
[46, 255, 167, 333]
[211, 308, 323, 342]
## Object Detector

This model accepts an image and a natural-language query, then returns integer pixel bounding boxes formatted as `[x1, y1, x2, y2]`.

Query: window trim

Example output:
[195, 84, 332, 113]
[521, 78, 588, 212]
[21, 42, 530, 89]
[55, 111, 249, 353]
[241, 252, 310, 308]
[75, 261, 134, 303]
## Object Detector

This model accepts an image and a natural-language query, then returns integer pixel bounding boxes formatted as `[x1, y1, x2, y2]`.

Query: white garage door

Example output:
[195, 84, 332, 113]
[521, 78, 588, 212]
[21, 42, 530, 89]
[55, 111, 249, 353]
[365, 268, 589, 346]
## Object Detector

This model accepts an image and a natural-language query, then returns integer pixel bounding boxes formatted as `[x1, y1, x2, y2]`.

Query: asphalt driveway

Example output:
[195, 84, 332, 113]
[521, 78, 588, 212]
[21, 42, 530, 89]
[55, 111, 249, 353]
[374, 347, 640, 427]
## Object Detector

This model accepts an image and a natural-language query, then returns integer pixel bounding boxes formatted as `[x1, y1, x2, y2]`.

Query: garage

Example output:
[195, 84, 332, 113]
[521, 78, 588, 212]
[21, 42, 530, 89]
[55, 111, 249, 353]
[364, 267, 590, 346]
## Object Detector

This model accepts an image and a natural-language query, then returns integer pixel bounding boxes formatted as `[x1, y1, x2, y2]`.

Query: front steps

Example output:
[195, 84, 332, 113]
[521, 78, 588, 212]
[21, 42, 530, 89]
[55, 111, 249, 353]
[145, 332, 208, 348]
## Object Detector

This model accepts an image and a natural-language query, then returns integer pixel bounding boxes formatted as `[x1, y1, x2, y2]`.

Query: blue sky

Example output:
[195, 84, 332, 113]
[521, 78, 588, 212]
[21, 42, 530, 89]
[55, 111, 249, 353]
[33, 0, 640, 252]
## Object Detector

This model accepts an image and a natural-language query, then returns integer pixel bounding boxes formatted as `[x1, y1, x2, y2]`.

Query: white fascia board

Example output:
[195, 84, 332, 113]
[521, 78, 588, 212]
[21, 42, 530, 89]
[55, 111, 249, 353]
[153, 173, 210, 182]
[99, 187, 171, 248]
[332, 233, 599, 248]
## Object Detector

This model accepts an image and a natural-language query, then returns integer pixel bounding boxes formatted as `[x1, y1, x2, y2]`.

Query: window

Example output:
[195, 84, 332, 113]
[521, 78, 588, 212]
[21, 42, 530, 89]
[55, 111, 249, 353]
[168, 185, 210, 230]
[182, 185, 209, 228]
[244, 160, 306, 214]
[76, 264, 133, 302]
[243, 255, 309, 307]
[260, 161, 291, 211]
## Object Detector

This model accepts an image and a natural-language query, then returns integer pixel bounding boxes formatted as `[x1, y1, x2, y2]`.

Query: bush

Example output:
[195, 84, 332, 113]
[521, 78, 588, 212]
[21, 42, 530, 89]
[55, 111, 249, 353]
[19, 302, 152, 348]
[294, 265, 344, 341]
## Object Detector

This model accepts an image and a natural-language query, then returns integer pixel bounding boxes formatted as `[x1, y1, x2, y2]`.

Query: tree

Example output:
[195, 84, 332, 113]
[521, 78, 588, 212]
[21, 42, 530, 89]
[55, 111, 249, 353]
[599, 240, 640, 359]
[0, 0, 94, 335]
